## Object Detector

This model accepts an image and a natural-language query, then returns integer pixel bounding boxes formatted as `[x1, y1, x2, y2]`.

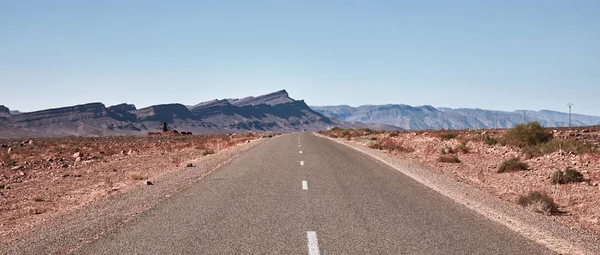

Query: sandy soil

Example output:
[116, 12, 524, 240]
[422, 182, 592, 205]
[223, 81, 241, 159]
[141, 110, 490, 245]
[0, 133, 270, 245]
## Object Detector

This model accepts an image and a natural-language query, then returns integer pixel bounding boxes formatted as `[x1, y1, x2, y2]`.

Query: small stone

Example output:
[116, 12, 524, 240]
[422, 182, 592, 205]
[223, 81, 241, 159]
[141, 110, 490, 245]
[7, 147, 11, 154]
[75, 157, 82, 162]
[186, 163, 194, 167]
[72, 152, 83, 158]
[18, 171, 25, 176]
[28, 140, 34, 145]
[11, 166, 24, 171]
[145, 180, 153, 185]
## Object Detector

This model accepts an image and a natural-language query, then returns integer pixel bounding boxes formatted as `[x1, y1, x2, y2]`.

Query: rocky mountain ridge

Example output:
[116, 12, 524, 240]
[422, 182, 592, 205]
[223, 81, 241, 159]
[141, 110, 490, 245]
[311, 104, 600, 130]
[0, 90, 396, 138]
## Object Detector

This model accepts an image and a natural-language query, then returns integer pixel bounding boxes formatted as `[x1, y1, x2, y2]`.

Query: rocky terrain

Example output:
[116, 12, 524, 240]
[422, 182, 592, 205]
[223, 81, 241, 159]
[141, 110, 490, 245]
[0, 90, 397, 138]
[0, 133, 265, 243]
[320, 125, 600, 234]
[312, 104, 600, 130]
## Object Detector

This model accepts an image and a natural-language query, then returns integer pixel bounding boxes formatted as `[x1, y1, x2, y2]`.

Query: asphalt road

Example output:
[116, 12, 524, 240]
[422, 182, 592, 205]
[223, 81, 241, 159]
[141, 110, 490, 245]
[75, 132, 552, 254]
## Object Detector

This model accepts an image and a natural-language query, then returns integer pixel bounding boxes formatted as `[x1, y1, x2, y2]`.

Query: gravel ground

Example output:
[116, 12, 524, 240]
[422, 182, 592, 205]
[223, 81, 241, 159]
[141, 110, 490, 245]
[319, 133, 600, 255]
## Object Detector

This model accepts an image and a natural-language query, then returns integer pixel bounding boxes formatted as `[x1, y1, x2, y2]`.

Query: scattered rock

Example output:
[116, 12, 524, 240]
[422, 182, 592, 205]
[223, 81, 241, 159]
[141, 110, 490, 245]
[7, 147, 12, 154]
[186, 163, 194, 167]
[72, 152, 83, 158]
[145, 180, 153, 185]
[75, 157, 82, 162]
[18, 171, 25, 176]
[11, 166, 24, 171]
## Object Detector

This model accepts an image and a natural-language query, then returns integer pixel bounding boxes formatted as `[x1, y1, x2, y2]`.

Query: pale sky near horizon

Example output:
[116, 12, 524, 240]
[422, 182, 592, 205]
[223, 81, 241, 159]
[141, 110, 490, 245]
[1, 1, 599, 115]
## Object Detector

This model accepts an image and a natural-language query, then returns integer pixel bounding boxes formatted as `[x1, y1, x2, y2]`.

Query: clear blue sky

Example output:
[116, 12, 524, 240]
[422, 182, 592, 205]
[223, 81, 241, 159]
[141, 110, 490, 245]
[1, 0, 599, 115]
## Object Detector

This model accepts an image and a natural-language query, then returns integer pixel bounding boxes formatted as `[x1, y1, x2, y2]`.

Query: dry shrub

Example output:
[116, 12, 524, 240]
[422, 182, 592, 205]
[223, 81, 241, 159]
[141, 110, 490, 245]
[202, 148, 215, 156]
[440, 145, 455, 155]
[518, 191, 559, 215]
[502, 122, 552, 148]
[498, 157, 528, 173]
[380, 137, 414, 153]
[455, 141, 470, 154]
[439, 132, 458, 141]
[129, 171, 147, 180]
[550, 167, 584, 184]
[438, 155, 461, 163]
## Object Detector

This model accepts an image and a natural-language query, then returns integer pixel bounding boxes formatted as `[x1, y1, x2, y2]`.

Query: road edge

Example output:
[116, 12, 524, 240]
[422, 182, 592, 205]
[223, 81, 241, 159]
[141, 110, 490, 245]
[316, 133, 599, 255]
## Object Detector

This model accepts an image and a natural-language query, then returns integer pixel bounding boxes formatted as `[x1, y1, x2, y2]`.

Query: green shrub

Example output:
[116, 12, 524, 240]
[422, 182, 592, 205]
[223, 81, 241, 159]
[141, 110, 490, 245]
[389, 132, 399, 137]
[502, 122, 552, 148]
[438, 155, 461, 163]
[518, 191, 559, 215]
[550, 167, 584, 184]
[498, 157, 529, 173]
[439, 132, 458, 141]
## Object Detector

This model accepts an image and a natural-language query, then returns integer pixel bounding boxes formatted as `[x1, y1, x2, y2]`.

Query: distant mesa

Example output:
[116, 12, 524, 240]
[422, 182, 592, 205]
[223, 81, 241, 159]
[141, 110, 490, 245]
[1, 90, 385, 138]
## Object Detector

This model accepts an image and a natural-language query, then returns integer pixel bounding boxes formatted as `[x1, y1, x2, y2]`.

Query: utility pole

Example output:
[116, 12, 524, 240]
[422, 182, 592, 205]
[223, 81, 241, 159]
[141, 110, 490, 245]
[523, 111, 526, 125]
[567, 103, 574, 127]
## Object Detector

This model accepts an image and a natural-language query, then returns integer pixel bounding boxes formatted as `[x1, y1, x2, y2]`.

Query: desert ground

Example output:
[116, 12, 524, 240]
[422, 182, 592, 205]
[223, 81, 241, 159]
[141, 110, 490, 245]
[0, 133, 269, 243]
[320, 125, 600, 235]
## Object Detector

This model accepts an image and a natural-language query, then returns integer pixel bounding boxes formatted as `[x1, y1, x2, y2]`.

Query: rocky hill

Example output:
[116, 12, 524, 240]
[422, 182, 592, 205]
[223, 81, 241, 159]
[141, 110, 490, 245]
[311, 104, 600, 130]
[0, 90, 395, 138]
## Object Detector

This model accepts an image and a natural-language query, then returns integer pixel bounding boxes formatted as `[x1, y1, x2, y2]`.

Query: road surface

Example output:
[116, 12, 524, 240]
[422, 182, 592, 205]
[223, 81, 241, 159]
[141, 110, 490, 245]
[75, 133, 552, 254]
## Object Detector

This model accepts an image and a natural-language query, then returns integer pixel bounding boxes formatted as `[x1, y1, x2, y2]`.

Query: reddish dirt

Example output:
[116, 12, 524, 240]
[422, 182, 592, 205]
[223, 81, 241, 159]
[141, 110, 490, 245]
[0, 133, 266, 242]
[321, 126, 600, 234]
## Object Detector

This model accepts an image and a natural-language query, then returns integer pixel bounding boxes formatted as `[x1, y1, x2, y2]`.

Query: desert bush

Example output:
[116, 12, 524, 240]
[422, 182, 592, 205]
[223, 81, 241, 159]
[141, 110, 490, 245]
[518, 191, 559, 215]
[472, 134, 498, 145]
[502, 122, 552, 148]
[455, 141, 470, 154]
[1, 153, 14, 167]
[438, 155, 461, 163]
[522, 139, 590, 158]
[389, 132, 399, 137]
[440, 145, 455, 154]
[439, 132, 458, 141]
[331, 126, 341, 131]
[550, 167, 584, 184]
[368, 142, 383, 150]
[360, 128, 378, 135]
[129, 171, 148, 180]
[497, 157, 529, 173]
[340, 130, 350, 137]
[202, 148, 216, 156]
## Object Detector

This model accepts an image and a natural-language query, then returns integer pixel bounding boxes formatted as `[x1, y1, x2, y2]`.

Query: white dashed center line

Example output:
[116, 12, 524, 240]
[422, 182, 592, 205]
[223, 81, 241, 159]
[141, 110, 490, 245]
[307, 231, 320, 255]
[302, 181, 308, 190]
[299, 145, 302, 147]
[299, 151, 303, 154]
[300, 161, 304, 166]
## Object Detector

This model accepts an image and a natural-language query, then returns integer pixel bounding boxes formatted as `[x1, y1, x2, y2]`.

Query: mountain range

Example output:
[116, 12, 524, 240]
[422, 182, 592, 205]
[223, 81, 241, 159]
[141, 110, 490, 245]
[0, 90, 396, 138]
[310, 104, 600, 130]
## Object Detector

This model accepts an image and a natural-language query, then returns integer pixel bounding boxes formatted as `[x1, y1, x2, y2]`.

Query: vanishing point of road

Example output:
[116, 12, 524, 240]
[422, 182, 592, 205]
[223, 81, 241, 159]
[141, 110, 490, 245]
[74, 132, 552, 254]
